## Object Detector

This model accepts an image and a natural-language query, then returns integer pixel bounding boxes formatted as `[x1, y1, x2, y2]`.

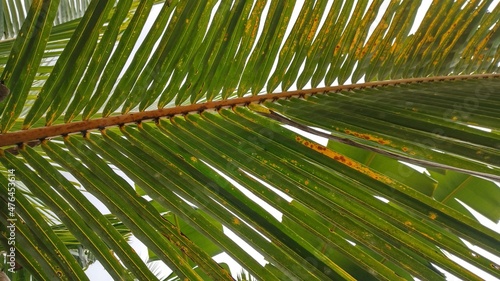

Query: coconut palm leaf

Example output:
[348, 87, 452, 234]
[0, 0, 499, 280]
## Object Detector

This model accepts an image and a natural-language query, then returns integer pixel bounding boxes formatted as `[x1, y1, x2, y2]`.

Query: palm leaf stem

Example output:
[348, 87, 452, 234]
[0, 74, 497, 148]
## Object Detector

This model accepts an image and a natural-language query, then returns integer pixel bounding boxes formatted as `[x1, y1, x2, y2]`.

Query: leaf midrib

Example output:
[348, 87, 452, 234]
[0, 73, 498, 148]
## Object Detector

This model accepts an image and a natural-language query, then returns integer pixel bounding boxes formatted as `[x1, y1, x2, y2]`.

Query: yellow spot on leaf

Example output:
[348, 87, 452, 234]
[429, 212, 438, 220]
[294, 136, 393, 185]
[343, 129, 391, 145]
[248, 103, 271, 114]
[232, 217, 240, 225]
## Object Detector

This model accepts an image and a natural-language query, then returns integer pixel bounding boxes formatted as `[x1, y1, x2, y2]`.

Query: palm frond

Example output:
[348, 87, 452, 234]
[0, 1, 499, 280]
